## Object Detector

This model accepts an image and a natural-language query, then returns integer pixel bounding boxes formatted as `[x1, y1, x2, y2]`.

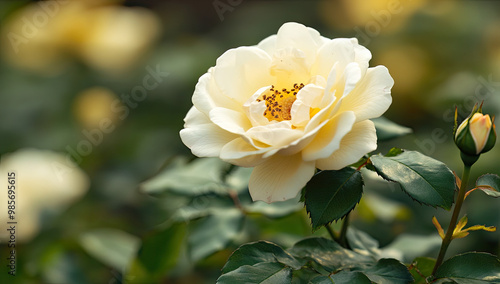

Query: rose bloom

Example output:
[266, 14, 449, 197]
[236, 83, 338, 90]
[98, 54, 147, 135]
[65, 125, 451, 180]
[180, 22, 393, 203]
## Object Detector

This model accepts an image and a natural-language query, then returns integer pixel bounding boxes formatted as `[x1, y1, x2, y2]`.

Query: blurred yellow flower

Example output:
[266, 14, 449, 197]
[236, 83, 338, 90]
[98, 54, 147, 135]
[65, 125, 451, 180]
[0, 149, 89, 242]
[180, 22, 393, 203]
[1, 0, 160, 74]
[73, 87, 122, 130]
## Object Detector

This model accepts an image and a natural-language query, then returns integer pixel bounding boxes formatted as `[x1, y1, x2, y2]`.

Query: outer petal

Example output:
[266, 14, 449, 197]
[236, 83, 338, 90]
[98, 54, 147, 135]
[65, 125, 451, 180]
[209, 107, 252, 134]
[192, 72, 242, 116]
[335, 65, 393, 122]
[213, 47, 273, 105]
[257, 34, 277, 56]
[302, 111, 356, 161]
[316, 120, 377, 170]
[249, 153, 315, 203]
[179, 107, 238, 157]
[220, 137, 269, 167]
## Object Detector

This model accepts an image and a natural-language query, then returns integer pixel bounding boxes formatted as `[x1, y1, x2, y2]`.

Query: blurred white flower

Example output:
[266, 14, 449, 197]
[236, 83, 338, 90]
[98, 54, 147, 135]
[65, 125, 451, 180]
[180, 22, 393, 203]
[0, 149, 89, 242]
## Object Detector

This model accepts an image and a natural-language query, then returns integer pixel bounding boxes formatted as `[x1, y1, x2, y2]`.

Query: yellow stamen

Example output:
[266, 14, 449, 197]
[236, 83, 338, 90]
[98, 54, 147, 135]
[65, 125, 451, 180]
[257, 83, 305, 122]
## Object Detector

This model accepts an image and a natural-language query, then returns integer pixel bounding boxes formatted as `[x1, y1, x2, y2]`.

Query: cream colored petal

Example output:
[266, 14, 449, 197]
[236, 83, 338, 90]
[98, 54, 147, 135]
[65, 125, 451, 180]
[351, 38, 372, 76]
[291, 83, 325, 127]
[316, 120, 377, 170]
[336, 66, 393, 122]
[180, 107, 238, 157]
[213, 46, 273, 104]
[192, 71, 242, 116]
[220, 137, 269, 167]
[311, 38, 356, 79]
[302, 111, 356, 161]
[243, 85, 273, 127]
[257, 35, 277, 56]
[245, 121, 303, 148]
[275, 22, 324, 66]
[249, 153, 316, 203]
[209, 107, 252, 135]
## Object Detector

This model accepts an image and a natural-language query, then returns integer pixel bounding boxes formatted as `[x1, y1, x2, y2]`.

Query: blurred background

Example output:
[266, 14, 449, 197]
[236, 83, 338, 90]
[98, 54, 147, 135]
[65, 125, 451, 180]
[0, 0, 499, 283]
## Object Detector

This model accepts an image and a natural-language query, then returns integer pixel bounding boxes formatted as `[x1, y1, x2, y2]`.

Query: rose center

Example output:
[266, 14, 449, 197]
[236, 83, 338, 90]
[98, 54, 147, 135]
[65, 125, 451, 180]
[257, 83, 305, 122]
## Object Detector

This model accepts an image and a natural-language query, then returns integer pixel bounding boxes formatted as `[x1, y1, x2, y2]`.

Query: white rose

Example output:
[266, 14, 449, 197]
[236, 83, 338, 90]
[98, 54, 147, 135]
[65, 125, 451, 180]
[180, 22, 393, 203]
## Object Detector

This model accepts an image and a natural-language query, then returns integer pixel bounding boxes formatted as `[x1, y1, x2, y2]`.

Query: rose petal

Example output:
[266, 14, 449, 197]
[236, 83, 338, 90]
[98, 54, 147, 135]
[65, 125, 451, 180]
[220, 137, 269, 167]
[249, 153, 315, 203]
[192, 72, 242, 116]
[336, 65, 393, 122]
[275, 22, 324, 66]
[302, 111, 356, 161]
[180, 107, 238, 157]
[316, 120, 377, 170]
[245, 121, 303, 148]
[209, 107, 252, 134]
[291, 83, 325, 127]
[213, 47, 273, 104]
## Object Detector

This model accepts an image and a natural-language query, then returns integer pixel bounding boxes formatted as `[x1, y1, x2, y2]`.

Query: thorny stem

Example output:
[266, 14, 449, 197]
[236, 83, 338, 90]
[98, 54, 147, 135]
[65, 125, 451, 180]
[431, 164, 472, 276]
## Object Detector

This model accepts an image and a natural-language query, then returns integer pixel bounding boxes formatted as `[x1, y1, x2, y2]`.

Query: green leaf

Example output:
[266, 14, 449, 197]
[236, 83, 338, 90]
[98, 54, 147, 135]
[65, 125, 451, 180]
[78, 228, 140, 272]
[373, 116, 412, 141]
[410, 257, 436, 284]
[222, 241, 302, 274]
[305, 168, 364, 230]
[370, 150, 455, 209]
[476, 174, 500, 198]
[188, 208, 244, 262]
[310, 271, 372, 284]
[126, 222, 186, 283]
[217, 262, 293, 284]
[140, 157, 230, 196]
[434, 252, 500, 283]
[353, 258, 414, 284]
[383, 234, 441, 263]
[346, 227, 380, 259]
[173, 194, 235, 222]
[288, 237, 372, 272]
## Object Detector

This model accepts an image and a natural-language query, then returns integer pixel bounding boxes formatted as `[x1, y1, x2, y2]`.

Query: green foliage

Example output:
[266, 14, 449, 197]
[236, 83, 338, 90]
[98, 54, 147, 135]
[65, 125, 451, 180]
[373, 117, 412, 141]
[409, 257, 436, 284]
[78, 229, 140, 273]
[310, 271, 372, 284]
[476, 174, 500, 198]
[304, 168, 364, 230]
[188, 208, 244, 262]
[218, 232, 414, 283]
[141, 157, 231, 196]
[221, 241, 303, 274]
[433, 252, 500, 283]
[217, 262, 293, 284]
[370, 150, 456, 209]
[126, 223, 186, 283]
